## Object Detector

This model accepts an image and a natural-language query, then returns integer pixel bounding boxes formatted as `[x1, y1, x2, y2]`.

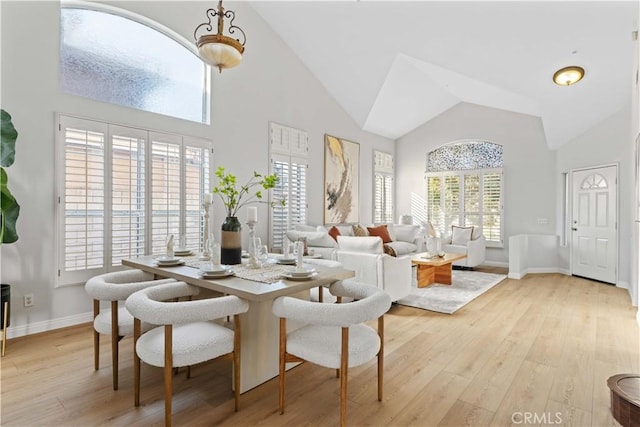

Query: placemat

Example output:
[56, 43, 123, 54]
[181, 255, 293, 284]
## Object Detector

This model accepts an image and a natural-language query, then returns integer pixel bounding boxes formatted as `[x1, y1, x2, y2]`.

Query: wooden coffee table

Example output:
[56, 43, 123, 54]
[411, 252, 467, 288]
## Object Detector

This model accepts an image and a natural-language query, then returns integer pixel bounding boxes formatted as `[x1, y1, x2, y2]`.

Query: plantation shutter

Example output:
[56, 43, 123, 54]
[482, 172, 502, 244]
[184, 139, 210, 252]
[443, 175, 460, 233]
[110, 125, 146, 266]
[426, 175, 443, 234]
[373, 151, 394, 224]
[58, 117, 107, 285]
[150, 133, 181, 255]
[269, 123, 308, 251]
[271, 156, 289, 250]
[289, 157, 308, 228]
[463, 174, 480, 230]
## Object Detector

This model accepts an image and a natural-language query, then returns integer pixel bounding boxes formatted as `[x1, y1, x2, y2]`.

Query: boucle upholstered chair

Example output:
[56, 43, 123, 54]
[125, 281, 249, 427]
[272, 281, 391, 427]
[84, 269, 175, 390]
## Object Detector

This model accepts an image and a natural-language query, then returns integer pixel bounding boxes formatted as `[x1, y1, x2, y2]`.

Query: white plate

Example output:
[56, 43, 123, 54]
[174, 250, 192, 256]
[200, 270, 235, 279]
[276, 258, 296, 265]
[200, 265, 230, 274]
[288, 267, 316, 277]
[154, 259, 184, 266]
[155, 255, 181, 263]
[281, 272, 318, 281]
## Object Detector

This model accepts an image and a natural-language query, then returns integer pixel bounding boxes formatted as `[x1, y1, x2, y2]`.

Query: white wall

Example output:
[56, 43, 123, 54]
[395, 102, 557, 266]
[0, 1, 394, 336]
[556, 106, 634, 301]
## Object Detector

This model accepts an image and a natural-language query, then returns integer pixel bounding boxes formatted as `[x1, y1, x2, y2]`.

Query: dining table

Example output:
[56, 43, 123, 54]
[122, 254, 354, 393]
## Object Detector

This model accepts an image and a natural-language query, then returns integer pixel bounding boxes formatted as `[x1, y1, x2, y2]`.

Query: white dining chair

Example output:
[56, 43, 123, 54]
[84, 269, 175, 390]
[272, 280, 391, 427]
[125, 281, 249, 427]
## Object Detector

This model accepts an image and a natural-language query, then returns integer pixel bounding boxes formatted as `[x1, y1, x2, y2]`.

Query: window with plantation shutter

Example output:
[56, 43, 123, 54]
[111, 125, 146, 266]
[59, 118, 107, 286]
[56, 115, 212, 286]
[150, 135, 181, 256]
[269, 123, 308, 251]
[184, 141, 210, 253]
[425, 141, 503, 247]
[373, 151, 393, 223]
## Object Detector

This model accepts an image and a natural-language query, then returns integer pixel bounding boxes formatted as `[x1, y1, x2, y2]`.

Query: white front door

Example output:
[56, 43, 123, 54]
[571, 165, 618, 284]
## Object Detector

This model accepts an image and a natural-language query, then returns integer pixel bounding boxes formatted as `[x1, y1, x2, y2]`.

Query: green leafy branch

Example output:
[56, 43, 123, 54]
[211, 167, 284, 218]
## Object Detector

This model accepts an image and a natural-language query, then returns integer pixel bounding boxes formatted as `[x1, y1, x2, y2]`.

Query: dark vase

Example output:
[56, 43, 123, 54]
[221, 216, 242, 265]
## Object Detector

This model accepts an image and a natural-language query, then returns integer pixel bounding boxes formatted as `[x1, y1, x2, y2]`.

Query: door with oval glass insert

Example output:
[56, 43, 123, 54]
[571, 165, 618, 284]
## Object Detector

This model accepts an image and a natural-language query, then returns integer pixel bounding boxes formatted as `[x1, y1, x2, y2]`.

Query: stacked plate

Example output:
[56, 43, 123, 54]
[275, 257, 296, 265]
[174, 248, 193, 256]
[154, 256, 184, 266]
[281, 267, 317, 281]
[199, 264, 234, 279]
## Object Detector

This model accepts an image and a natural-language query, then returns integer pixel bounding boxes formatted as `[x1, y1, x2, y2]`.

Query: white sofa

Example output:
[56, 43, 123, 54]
[440, 226, 487, 268]
[285, 223, 423, 261]
[335, 236, 412, 302]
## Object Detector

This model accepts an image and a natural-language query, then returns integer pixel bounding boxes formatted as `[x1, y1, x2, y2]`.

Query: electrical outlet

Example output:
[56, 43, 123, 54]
[23, 293, 34, 307]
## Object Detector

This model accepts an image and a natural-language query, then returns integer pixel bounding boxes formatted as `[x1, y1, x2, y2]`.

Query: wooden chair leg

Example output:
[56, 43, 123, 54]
[233, 314, 242, 412]
[279, 317, 286, 415]
[186, 366, 191, 379]
[318, 286, 323, 303]
[1, 301, 8, 357]
[378, 315, 384, 401]
[164, 325, 173, 427]
[340, 327, 349, 427]
[92, 300, 99, 370]
[110, 301, 119, 390]
[133, 318, 141, 407]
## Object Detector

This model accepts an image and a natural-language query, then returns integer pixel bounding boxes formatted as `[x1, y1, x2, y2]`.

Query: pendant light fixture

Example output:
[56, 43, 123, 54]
[553, 66, 585, 86]
[194, 0, 246, 73]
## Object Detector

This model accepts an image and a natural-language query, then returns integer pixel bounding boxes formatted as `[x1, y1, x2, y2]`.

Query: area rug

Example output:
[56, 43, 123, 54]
[397, 270, 507, 314]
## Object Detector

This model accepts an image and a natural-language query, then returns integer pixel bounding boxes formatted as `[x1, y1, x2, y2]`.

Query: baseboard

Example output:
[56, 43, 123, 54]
[617, 281, 629, 290]
[482, 260, 509, 268]
[5, 312, 93, 339]
[508, 267, 571, 280]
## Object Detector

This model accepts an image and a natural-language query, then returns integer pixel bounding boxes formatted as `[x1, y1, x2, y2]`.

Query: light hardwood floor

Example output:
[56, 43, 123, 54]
[2, 271, 638, 426]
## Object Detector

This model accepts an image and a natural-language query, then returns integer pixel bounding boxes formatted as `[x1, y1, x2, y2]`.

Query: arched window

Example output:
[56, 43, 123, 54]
[425, 141, 504, 246]
[60, 2, 210, 123]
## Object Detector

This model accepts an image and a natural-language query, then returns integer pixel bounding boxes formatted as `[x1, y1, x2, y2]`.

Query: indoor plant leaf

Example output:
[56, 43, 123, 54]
[1, 109, 18, 168]
[0, 168, 19, 243]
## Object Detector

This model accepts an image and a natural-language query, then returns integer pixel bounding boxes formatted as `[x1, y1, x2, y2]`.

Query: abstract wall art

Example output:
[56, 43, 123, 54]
[324, 134, 359, 223]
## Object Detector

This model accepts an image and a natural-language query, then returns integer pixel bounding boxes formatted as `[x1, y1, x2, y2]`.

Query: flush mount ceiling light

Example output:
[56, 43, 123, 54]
[194, 0, 246, 73]
[553, 66, 585, 86]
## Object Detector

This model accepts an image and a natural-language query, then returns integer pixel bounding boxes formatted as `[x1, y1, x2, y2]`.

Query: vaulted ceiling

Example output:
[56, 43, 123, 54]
[250, 1, 638, 149]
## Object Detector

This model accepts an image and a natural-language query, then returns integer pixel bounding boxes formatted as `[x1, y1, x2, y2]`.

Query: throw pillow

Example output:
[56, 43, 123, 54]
[385, 241, 418, 256]
[383, 244, 397, 257]
[394, 224, 420, 243]
[451, 226, 473, 245]
[352, 224, 368, 237]
[328, 225, 341, 242]
[367, 224, 392, 243]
